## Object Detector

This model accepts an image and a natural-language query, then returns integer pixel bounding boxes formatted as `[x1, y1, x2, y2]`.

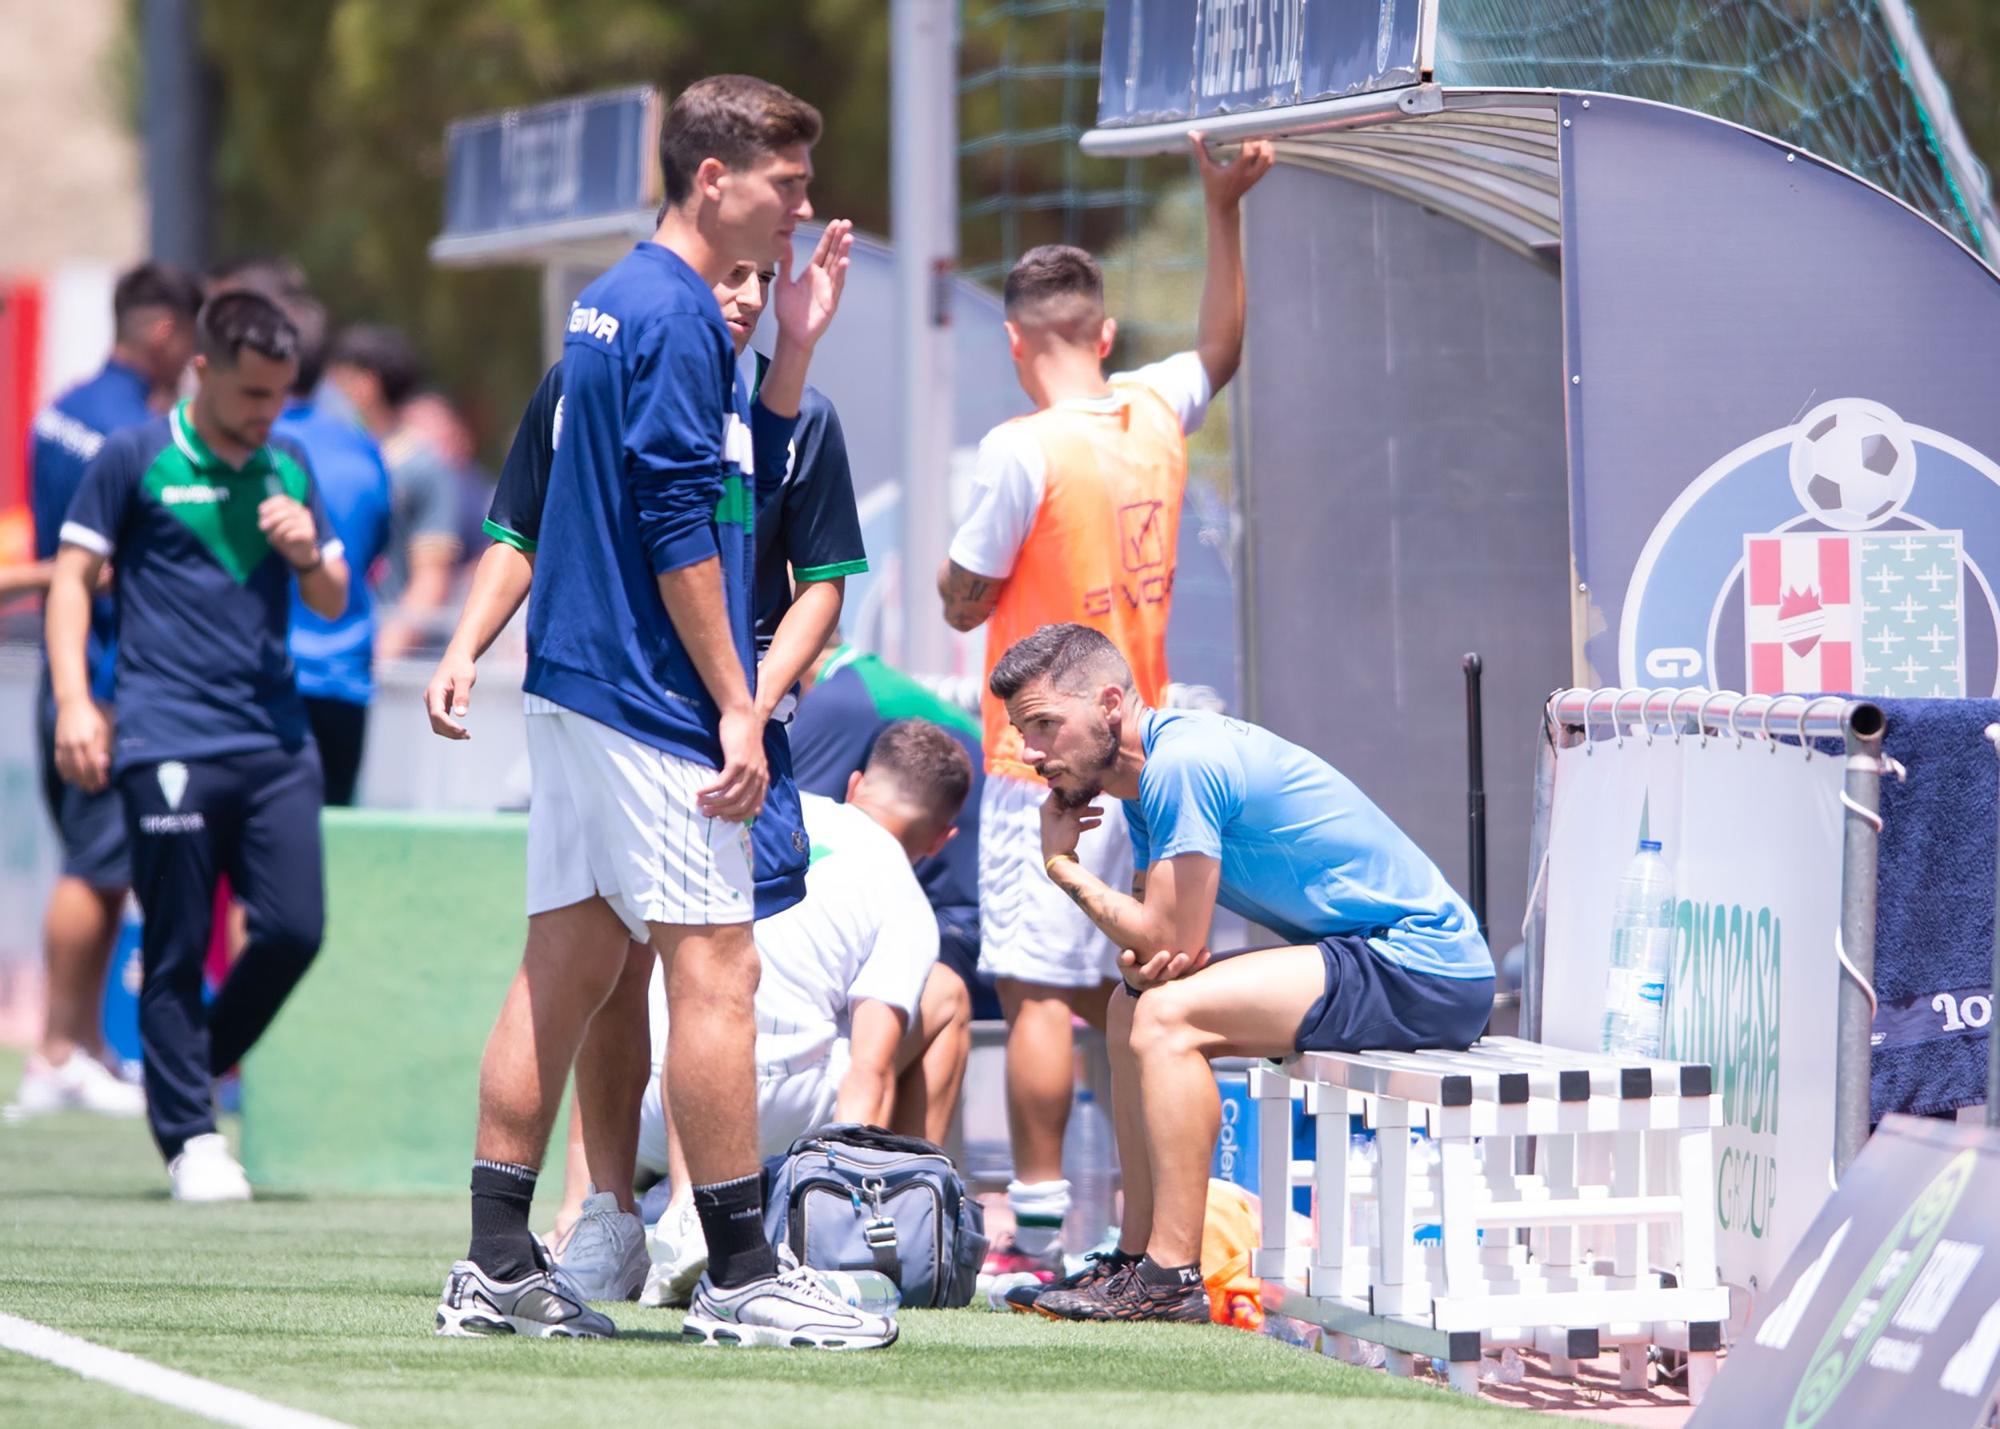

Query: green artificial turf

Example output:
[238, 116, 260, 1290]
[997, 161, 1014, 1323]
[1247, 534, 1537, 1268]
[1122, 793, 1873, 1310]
[0, 1048, 1528, 1427]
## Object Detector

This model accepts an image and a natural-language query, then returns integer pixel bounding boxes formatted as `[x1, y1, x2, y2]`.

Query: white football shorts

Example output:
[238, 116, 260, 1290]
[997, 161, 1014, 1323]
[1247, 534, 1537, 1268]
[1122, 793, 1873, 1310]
[523, 695, 754, 940]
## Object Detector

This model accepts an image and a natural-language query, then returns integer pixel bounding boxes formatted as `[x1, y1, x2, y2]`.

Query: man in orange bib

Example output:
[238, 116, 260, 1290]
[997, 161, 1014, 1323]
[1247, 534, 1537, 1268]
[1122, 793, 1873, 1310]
[937, 132, 1272, 1278]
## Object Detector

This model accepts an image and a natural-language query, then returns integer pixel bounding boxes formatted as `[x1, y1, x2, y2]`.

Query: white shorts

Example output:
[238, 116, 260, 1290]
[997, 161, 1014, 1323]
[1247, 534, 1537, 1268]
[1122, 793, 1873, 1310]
[636, 1041, 849, 1179]
[976, 772, 1132, 989]
[523, 696, 754, 940]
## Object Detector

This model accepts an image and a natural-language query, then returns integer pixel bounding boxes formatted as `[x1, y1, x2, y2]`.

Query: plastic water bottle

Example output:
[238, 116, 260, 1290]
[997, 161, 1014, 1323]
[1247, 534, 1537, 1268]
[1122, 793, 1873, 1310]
[1601, 839, 1677, 1057]
[817, 1269, 901, 1315]
[1063, 1086, 1116, 1252]
[976, 1270, 1044, 1310]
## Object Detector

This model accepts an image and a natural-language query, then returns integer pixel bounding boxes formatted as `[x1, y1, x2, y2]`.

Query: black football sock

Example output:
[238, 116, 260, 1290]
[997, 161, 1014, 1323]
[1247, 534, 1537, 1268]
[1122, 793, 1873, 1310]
[1136, 1255, 1203, 1291]
[694, 1172, 778, 1289]
[468, 1160, 539, 1281]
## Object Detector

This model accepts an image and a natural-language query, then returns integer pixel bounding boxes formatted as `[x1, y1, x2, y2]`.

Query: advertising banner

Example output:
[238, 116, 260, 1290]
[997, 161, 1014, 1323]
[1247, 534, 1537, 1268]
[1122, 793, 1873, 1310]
[1555, 94, 2000, 697]
[1543, 735, 1844, 1292]
[1692, 1116, 2000, 1427]
[1095, 0, 1425, 129]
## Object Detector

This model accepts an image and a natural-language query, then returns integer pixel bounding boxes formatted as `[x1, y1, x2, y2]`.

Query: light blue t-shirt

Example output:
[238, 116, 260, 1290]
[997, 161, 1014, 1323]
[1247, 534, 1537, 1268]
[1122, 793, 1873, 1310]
[1122, 708, 1492, 980]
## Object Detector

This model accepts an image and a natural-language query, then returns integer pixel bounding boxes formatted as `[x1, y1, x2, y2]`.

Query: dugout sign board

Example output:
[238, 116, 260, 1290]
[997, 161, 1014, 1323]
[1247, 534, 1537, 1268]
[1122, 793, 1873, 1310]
[1555, 94, 2000, 698]
[438, 86, 661, 244]
[1094, 0, 1429, 129]
[1691, 1115, 2000, 1428]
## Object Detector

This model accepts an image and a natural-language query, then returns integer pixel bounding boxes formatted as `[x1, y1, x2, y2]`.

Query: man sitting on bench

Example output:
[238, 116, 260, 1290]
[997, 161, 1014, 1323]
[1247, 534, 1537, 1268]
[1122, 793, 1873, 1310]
[988, 623, 1493, 1324]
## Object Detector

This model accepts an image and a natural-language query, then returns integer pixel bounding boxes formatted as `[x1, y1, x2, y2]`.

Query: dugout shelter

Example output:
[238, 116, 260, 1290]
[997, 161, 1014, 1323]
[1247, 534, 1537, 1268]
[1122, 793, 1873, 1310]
[1080, 0, 2000, 977]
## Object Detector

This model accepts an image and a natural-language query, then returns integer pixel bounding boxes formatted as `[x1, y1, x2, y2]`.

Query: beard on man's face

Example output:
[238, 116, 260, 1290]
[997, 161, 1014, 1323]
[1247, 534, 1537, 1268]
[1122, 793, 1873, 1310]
[1046, 717, 1119, 810]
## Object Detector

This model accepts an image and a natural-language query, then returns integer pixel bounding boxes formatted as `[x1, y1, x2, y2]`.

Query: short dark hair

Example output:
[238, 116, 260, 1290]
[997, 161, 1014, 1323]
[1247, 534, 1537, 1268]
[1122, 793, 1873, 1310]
[1003, 245, 1105, 340]
[206, 259, 326, 397]
[659, 75, 822, 207]
[866, 719, 973, 830]
[196, 290, 299, 368]
[327, 324, 424, 408]
[989, 623, 1133, 703]
[112, 262, 203, 339]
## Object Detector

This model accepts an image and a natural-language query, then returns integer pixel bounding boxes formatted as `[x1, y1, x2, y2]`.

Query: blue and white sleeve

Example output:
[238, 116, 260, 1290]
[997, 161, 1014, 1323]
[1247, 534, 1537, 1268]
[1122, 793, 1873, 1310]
[625, 318, 733, 574]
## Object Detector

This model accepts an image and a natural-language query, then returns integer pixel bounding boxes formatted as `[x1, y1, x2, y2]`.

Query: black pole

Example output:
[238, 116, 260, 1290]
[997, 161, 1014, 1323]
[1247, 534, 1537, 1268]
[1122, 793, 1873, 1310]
[1463, 653, 1489, 948]
[145, 0, 211, 269]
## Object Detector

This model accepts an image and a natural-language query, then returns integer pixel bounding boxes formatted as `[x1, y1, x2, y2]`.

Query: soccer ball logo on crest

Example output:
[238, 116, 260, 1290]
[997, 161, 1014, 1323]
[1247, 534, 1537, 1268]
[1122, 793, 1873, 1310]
[1786, 398, 1917, 532]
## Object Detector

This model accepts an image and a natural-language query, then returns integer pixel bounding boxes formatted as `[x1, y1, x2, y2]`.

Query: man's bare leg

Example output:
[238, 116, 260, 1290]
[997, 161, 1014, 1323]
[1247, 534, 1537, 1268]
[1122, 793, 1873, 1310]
[657, 918, 771, 1287]
[996, 977, 1112, 1255]
[1124, 946, 1324, 1267]
[549, 939, 653, 1236]
[568, 941, 655, 1215]
[891, 964, 973, 1144]
[1104, 988, 1152, 1256]
[464, 896, 629, 1277]
[39, 878, 125, 1066]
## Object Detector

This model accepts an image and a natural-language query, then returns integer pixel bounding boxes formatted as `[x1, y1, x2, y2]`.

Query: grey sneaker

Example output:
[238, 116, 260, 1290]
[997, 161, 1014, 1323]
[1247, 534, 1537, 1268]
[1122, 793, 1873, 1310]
[682, 1260, 898, 1350]
[548, 1191, 649, 1302]
[435, 1243, 617, 1339]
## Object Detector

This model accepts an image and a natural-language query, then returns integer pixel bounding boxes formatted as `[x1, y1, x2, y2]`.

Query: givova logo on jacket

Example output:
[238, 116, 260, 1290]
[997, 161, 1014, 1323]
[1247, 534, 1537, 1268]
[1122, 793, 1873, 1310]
[1621, 398, 2000, 698]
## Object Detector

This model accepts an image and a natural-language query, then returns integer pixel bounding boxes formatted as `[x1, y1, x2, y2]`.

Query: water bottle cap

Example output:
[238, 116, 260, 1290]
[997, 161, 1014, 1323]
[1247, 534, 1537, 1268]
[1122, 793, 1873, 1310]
[1639, 839, 1662, 852]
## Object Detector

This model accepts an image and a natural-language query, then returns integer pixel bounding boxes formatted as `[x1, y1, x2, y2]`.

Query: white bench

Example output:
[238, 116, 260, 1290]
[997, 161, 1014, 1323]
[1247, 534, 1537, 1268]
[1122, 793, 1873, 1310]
[1252, 1035, 1727, 1401]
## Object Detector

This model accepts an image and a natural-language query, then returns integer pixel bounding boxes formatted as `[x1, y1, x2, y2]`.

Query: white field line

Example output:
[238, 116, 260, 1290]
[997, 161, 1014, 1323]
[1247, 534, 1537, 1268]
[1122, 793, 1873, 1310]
[0, 1311, 355, 1429]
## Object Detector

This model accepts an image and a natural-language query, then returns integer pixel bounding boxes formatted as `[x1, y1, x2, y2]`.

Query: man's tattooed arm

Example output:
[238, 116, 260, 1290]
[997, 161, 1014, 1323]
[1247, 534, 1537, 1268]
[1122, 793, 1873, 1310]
[937, 558, 1004, 632]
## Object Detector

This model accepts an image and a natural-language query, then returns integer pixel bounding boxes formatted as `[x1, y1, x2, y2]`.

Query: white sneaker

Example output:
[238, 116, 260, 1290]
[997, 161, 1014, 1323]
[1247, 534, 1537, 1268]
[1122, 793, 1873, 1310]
[169, 1133, 252, 1202]
[4, 1051, 146, 1121]
[639, 1197, 709, 1309]
[683, 1258, 898, 1350]
[547, 1191, 649, 1302]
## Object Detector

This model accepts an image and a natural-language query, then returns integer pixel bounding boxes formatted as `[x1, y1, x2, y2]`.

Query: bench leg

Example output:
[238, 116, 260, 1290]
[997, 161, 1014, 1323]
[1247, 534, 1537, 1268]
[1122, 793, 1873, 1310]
[1687, 1349, 1718, 1404]
[1548, 1353, 1578, 1381]
[1618, 1343, 1650, 1391]
[1384, 1349, 1417, 1378]
[1446, 1358, 1482, 1396]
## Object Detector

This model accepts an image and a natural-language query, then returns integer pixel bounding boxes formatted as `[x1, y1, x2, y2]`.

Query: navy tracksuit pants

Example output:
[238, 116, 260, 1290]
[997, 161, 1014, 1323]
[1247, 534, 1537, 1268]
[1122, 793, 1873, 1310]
[120, 746, 325, 1161]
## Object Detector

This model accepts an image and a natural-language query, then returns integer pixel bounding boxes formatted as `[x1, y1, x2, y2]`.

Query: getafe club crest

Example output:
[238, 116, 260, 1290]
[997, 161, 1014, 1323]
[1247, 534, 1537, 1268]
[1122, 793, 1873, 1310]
[1621, 398, 2000, 698]
[157, 761, 189, 812]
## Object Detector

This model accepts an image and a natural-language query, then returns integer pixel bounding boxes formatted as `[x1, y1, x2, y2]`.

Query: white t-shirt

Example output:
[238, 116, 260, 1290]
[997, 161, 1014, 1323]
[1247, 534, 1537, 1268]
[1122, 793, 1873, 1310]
[647, 793, 939, 1077]
[946, 351, 1213, 580]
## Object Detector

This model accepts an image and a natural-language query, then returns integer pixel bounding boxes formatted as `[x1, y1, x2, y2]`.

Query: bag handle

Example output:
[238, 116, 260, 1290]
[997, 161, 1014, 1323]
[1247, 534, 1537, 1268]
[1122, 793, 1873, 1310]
[790, 1121, 953, 1161]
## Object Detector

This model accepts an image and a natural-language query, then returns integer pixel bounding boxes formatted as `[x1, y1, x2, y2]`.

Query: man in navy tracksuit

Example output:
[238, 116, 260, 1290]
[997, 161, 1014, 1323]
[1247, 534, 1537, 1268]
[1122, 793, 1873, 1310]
[7, 263, 201, 1123]
[46, 291, 351, 1201]
[209, 264, 396, 806]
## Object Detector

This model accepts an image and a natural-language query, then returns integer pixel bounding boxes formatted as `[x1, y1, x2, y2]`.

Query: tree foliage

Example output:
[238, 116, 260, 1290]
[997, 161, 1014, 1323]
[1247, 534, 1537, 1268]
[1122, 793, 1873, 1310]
[180, 0, 2000, 459]
[192, 0, 891, 456]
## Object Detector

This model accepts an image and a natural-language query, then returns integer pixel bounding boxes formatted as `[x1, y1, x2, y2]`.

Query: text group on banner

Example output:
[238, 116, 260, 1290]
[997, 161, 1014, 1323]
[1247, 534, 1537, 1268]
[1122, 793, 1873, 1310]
[1542, 732, 1844, 1297]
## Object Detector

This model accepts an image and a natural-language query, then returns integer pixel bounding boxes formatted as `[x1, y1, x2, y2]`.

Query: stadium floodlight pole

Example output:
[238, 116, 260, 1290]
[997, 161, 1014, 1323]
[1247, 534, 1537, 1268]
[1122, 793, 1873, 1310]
[891, 0, 959, 676]
[1834, 700, 1888, 1179]
[144, 0, 210, 269]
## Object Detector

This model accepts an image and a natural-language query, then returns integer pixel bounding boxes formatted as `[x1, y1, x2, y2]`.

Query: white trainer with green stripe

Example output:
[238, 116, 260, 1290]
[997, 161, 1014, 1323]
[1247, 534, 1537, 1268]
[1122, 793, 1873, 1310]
[682, 1259, 897, 1351]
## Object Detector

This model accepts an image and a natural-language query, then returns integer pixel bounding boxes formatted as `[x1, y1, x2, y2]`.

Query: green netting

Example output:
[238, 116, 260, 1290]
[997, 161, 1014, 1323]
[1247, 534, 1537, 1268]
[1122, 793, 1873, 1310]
[960, 2, 1993, 275]
[957, 0, 1231, 495]
[1435, 0, 1990, 253]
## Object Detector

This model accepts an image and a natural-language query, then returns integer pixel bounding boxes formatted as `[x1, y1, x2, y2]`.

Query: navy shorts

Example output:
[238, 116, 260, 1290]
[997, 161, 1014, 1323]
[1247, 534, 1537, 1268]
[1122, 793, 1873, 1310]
[1294, 934, 1492, 1053]
[934, 908, 1001, 1022]
[751, 723, 808, 920]
[36, 692, 130, 890]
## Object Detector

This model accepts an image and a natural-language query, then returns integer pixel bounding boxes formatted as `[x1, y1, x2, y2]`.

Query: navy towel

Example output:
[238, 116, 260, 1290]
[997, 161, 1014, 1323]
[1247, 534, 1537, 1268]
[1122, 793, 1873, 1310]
[1866, 698, 2000, 1120]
